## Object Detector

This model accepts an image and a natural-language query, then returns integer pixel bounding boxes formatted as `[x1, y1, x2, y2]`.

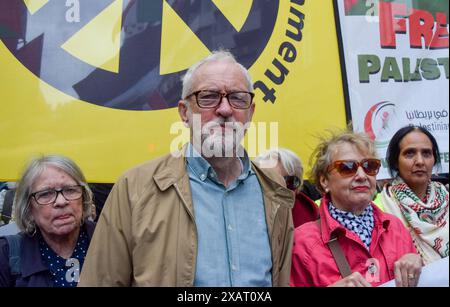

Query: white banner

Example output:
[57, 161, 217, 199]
[380, 256, 449, 287]
[335, 0, 449, 179]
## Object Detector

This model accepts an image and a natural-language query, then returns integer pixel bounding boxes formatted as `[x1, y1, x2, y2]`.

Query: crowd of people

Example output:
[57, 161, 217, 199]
[0, 51, 448, 287]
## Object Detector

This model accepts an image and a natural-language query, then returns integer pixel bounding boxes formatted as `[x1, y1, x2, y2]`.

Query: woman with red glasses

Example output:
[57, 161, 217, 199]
[381, 126, 449, 265]
[290, 130, 422, 287]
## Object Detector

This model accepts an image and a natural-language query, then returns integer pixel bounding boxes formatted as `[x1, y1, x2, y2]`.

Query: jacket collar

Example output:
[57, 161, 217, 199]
[20, 232, 48, 278]
[251, 161, 294, 209]
[319, 194, 391, 244]
[185, 143, 253, 183]
[251, 161, 294, 240]
[21, 221, 96, 278]
[152, 144, 294, 234]
[152, 144, 194, 218]
[153, 143, 257, 190]
[153, 145, 189, 192]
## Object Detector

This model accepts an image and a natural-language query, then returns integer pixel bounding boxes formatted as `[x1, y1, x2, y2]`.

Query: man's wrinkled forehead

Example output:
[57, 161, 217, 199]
[191, 60, 248, 90]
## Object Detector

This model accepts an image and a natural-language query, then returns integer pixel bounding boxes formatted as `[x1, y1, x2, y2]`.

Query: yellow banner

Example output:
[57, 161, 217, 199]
[0, 0, 346, 182]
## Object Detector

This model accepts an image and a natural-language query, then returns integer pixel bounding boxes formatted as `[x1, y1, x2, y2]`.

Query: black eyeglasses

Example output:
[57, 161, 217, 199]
[30, 185, 83, 206]
[185, 90, 254, 109]
[327, 159, 381, 177]
[284, 176, 301, 191]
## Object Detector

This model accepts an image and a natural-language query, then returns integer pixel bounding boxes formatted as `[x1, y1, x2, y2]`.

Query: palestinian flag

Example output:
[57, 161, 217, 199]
[344, 0, 448, 19]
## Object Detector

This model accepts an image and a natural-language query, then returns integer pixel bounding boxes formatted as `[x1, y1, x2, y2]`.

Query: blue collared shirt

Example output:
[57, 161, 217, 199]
[186, 144, 272, 286]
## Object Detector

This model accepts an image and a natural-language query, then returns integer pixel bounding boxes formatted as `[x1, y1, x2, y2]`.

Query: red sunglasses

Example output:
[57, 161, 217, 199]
[327, 159, 381, 177]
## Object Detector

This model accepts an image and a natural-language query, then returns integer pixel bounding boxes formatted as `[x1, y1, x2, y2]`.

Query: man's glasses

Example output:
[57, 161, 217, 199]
[185, 90, 254, 109]
[284, 176, 301, 191]
[327, 159, 381, 177]
[30, 185, 83, 206]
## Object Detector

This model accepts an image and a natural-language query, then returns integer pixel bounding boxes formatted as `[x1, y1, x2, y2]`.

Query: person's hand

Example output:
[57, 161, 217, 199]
[394, 253, 423, 287]
[328, 272, 372, 287]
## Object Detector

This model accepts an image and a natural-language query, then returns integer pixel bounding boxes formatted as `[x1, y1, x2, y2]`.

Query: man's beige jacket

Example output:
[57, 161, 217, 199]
[79, 149, 294, 286]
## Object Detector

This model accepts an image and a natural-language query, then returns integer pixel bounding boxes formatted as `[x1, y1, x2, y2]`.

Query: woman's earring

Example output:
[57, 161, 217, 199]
[28, 224, 36, 237]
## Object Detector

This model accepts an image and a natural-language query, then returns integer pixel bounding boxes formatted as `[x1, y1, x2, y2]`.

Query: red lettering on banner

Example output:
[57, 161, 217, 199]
[379, 2, 408, 48]
[379, 2, 449, 50]
[409, 9, 435, 48]
[430, 13, 449, 49]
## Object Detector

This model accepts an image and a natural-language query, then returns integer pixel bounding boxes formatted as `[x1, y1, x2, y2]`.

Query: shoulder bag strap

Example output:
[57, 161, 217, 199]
[316, 219, 352, 278]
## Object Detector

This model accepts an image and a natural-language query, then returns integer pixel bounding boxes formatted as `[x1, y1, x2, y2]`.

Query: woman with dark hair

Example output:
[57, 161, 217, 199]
[381, 126, 449, 265]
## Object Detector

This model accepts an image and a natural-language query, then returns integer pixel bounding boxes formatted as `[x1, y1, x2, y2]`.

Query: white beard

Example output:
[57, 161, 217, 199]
[192, 117, 247, 158]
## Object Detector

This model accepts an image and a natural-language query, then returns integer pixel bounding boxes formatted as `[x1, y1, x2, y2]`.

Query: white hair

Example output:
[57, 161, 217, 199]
[181, 50, 254, 100]
[255, 148, 304, 187]
[14, 155, 93, 234]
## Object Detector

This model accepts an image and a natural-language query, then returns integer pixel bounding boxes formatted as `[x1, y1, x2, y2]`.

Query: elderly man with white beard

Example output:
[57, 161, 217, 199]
[79, 50, 294, 287]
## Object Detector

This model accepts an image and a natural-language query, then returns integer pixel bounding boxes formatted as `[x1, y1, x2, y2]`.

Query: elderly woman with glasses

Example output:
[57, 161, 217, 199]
[290, 130, 422, 287]
[381, 126, 449, 265]
[255, 148, 319, 228]
[0, 155, 95, 287]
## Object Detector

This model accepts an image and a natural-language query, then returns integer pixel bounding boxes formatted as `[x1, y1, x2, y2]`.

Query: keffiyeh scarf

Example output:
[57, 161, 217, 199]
[382, 177, 449, 264]
[328, 202, 374, 250]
